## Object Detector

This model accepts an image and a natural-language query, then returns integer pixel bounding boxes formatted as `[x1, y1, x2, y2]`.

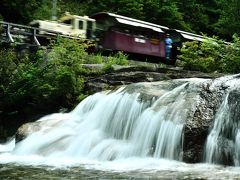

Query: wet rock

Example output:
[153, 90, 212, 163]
[15, 121, 41, 143]
[85, 66, 221, 94]
[213, 137, 235, 166]
[183, 80, 225, 163]
[15, 114, 70, 143]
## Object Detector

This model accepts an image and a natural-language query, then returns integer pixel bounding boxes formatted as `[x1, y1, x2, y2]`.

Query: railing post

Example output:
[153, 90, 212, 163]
[6, 23, 14, 43]
[32, 28, 40, 46]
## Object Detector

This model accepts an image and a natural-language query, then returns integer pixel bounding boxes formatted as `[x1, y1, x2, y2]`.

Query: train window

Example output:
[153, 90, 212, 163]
[79, 21, 84, 29]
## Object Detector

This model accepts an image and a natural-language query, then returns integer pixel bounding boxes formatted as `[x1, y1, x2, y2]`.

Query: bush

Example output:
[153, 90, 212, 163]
[1, 37, 129, 114]
[103, 51, 129, 72]
[1, 38, 89, 112]
[0, 47, 32, 103]
[219, 35, 240, 73]
[178, 35, 240, 74]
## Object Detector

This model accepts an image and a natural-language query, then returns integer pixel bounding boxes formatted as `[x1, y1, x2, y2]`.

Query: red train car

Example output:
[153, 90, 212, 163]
[9, 11, 206, 64]
[90, 12, 170, 62]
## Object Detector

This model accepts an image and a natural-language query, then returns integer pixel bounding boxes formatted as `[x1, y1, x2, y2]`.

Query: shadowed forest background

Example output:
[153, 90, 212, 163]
[0, 0, 239, 41]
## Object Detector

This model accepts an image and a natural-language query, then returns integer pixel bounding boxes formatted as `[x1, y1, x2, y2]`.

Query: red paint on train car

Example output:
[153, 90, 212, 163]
[102, 30, 165, 57]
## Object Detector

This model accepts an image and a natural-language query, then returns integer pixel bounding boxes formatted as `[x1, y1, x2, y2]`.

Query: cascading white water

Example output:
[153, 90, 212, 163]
[235, 130, 240, 166]
[204, 94, 232, 164]
[204, 75, 240, 166]
[10, 79, 204, 162]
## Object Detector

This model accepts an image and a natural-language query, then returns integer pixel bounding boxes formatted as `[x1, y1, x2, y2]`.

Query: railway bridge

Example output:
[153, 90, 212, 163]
[0, 21, 75, 47]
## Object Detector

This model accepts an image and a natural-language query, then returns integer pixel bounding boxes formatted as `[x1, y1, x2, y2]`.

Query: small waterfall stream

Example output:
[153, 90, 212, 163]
[204, 76, 240, 166]
[236, 130, 240, 166]
[204, 90, 240, 165]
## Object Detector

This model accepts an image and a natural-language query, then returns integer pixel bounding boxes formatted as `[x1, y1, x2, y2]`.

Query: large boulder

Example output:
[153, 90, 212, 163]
[183, 81, 225, 163]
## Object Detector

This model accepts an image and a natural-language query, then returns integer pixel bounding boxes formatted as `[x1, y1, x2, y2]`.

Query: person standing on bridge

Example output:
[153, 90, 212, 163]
[165, 34, 173, 60]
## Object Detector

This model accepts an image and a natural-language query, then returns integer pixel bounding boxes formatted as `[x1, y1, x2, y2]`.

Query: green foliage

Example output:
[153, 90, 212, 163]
[178, 41, 214, 72]
[46, 37, 88, 64]
[0, 48, 35, 108]
[0, 47, 29, 108]
[0, 37, 129, 113]
[219, 35, 240, 73]
[114, 0, 144, 19]
[0, 48, 20, 87]
[175, 0, 210, 33]
[32, 1, 52, 20]
[178, 35, 240, 74]
[1, 38, 88, 111]
[214, 0, 240, 40]
[143, 0, 190, 31]
[1, 0, 239, 39]
[109, 51, 129, 66]
[81, 0, 144, 20]
[103, 52, 129, 72]
[87, 54, 105, 64]
[57, 0, 87, 18]
[0, 0, 51, 23]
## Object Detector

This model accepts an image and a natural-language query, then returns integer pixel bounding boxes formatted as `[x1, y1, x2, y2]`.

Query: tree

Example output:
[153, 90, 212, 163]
[0, 0, 239, 41]
[175, 0, 210, 33]
[143, 0, 190, 31]
[214, 0, 240, 40]
[81, 0, 145, 19]
[0, 0, 52, 23]
[57, 0, 88, 17]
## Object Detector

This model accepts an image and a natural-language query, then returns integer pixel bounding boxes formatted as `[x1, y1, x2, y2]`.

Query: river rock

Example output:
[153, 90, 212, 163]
[15, 121, 42, 143]
[183, 80, 225, 163]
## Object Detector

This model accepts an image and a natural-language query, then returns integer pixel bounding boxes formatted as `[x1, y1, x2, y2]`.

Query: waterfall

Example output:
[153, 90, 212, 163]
[236, 130, 240, 166]
[204, 94, 233, 164]
[204, 77, 240, 165]
[12, 79, 204, 162]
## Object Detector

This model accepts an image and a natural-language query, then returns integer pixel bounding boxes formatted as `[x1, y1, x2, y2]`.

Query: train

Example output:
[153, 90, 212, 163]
[91, 12, 206, 63]
[12, 12, 207, 64]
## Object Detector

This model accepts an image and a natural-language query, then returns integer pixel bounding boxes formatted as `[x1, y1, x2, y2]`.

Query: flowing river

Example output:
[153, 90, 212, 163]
[1, 76, 240, 179]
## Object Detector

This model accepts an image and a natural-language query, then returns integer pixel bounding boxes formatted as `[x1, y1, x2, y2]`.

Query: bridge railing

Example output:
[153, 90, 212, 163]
[0, 21, 81, 46]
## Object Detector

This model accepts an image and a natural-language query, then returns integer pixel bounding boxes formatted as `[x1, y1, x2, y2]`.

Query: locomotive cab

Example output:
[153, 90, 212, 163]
[59, 12, 96, 39]
[30, 12, 96, 39]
